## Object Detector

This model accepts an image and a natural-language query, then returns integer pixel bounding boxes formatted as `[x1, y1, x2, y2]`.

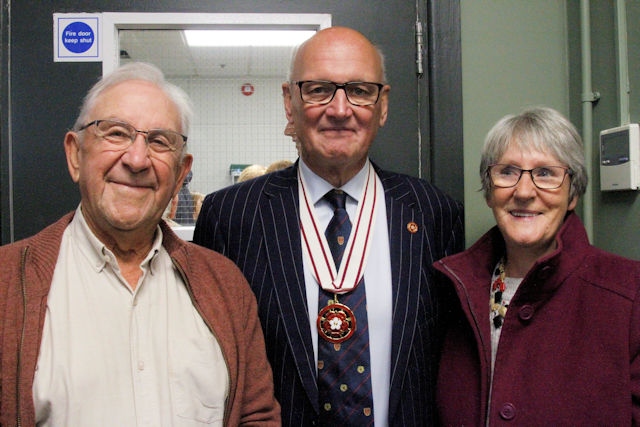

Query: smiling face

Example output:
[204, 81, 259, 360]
[282, 27, 389, 186]
[64, 79, 192, 243]
[487, 142, 578, 260]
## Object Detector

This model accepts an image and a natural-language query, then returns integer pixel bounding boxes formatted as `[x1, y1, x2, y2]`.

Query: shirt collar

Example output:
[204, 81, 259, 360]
[298, 158, 370, 205]
[70, 204, 164, 273]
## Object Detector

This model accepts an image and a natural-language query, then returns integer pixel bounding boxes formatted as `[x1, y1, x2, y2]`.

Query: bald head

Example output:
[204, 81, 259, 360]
[282, 26, 390, 187]
[289, 27, 386, 84]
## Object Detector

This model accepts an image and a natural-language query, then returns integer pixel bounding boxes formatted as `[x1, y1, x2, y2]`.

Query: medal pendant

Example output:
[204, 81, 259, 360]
[317, 302, 357, 343]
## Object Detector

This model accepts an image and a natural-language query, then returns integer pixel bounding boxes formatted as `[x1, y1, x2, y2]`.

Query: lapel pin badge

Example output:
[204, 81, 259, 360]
[407, 222, 418, 234]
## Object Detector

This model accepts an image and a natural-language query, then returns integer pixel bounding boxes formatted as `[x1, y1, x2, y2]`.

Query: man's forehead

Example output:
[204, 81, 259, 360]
[91, 81, 181, 129]
[292, 54, 383, 83]
[291, 33, 383, 82]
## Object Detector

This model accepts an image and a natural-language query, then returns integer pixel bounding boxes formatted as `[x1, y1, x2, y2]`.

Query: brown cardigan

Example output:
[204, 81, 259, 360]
[0, 212, 280, 426]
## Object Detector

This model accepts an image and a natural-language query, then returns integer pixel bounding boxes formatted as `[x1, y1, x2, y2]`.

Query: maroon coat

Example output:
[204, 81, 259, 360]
[434, 212, 640, 426]
[0, 212, 280, 426]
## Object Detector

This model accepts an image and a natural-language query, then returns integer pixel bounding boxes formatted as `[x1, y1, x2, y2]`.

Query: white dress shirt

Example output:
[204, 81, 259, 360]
[299, 159, 392, 426]
[33, 206, 229, 426]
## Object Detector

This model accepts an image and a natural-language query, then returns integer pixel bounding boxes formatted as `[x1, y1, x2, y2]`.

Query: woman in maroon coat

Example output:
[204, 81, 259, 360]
[435, 106, 640, 425]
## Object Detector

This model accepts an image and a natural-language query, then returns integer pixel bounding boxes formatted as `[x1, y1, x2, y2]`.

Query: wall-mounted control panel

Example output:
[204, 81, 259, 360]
[600, 124, 640, 191]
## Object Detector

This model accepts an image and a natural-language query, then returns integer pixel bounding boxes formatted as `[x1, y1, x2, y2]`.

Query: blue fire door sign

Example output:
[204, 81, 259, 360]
[54, 14, 101, 62]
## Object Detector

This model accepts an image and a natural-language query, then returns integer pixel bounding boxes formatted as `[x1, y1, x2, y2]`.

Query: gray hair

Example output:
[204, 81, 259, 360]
[479, 106, 588, 201]
[73, 62, 193, 143]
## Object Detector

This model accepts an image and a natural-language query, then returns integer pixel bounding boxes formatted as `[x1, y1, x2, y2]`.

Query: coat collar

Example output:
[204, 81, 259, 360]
[436, 211, 589, 293]
[434, 211, 591, 364]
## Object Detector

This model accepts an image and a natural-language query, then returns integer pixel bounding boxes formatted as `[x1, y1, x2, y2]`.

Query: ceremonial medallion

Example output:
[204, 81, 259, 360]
[317, 302, 357, 343]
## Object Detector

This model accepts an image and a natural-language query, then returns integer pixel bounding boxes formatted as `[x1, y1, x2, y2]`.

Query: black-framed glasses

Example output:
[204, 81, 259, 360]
[294, 80, 384, 106]
[487, 164, 573, 190]
[78, 119, 187, 153]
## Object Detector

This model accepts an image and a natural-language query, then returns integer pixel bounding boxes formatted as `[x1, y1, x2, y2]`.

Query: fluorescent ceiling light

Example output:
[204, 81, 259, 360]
[184, 30, 315, 47]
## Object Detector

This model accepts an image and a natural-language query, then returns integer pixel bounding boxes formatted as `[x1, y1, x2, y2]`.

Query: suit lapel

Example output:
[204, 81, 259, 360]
[377, 167, 424, 419]
[259, 164, 319, 412]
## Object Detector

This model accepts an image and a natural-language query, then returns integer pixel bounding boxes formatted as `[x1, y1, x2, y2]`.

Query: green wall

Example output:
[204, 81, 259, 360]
[461, 0, 570, 246]
[591, 1, 640, 259]
[462, 0, 640, 260]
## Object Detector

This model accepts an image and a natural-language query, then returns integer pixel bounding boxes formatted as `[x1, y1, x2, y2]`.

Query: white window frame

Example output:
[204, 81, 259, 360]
[102, 12, 332, 76]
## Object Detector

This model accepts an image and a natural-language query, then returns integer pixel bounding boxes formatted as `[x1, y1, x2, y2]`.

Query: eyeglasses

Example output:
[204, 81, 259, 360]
[294, 80, 384, 106]
[487, 164, 572, 190]
[78, 119, 187, 153]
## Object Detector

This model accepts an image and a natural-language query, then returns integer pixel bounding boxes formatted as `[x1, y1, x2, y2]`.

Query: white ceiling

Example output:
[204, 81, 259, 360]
[119, 29, 295, 79]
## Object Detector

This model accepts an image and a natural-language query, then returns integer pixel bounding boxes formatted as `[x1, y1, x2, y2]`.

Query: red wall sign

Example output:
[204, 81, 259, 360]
[241, 83, 254, 96]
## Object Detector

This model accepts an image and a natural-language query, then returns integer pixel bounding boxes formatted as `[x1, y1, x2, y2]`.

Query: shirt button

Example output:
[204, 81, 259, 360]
[518, 305, 534, 321]
[499, 402, 516, 420]
[138, 361, 145, 371]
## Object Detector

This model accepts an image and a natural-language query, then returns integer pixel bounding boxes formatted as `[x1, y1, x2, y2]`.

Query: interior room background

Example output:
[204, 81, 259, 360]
[2, 0, 640, 260]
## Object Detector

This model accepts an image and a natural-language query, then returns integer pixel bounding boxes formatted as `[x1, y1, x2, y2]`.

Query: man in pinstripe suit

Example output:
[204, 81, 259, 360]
[194, 27, 464, 426]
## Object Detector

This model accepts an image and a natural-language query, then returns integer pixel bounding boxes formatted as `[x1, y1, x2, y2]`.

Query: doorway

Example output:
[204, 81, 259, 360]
[0, 0, 461, 243]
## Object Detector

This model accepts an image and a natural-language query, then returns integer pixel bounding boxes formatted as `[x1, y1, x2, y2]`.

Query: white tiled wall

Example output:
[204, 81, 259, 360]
[171, 77, 298, 196]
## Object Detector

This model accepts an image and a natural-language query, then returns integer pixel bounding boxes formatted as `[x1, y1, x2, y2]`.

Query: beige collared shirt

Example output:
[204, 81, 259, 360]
[33, 206, 229, 426]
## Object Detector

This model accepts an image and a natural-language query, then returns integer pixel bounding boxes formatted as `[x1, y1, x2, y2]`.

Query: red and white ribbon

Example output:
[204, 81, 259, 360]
[299, 163, 380, 294]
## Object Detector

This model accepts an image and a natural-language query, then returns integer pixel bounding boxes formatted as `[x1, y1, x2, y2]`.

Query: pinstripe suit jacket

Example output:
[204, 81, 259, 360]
[193, 161, 464, 426]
